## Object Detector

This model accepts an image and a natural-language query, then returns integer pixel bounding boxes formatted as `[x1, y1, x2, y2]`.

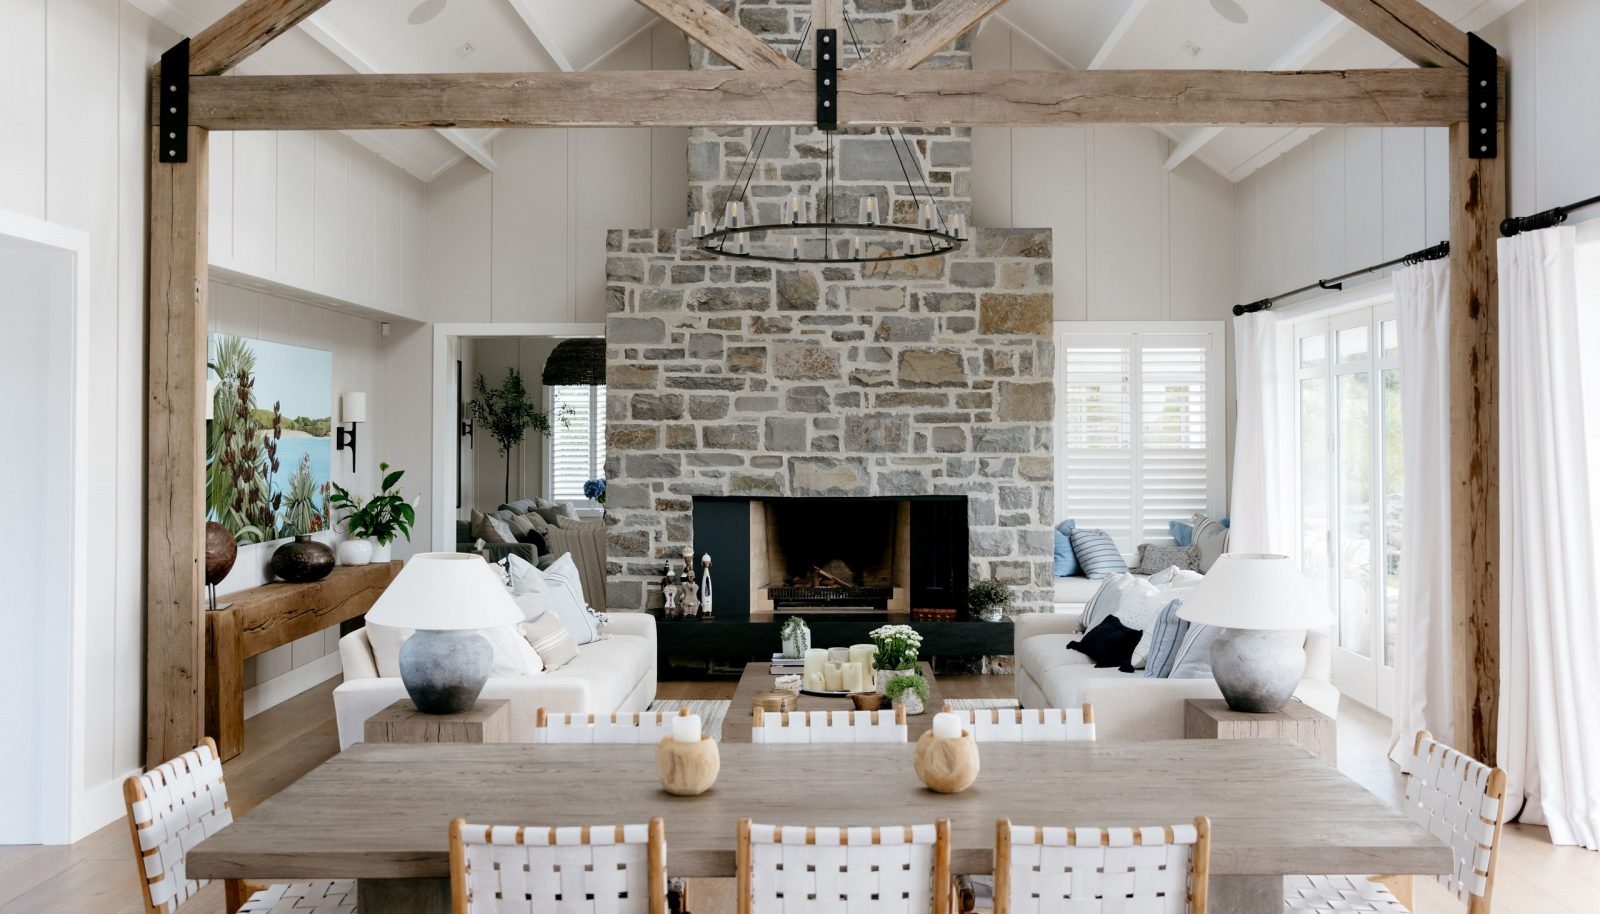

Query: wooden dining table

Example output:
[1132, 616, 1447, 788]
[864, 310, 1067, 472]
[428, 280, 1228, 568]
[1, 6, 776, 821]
[189, 739, 1450, 914]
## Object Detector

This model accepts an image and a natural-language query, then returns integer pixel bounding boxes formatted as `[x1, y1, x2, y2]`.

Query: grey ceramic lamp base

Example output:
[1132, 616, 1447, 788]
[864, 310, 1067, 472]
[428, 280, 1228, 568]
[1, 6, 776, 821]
[1210, 628, 1305, 713]
[398, 629, 493, 714]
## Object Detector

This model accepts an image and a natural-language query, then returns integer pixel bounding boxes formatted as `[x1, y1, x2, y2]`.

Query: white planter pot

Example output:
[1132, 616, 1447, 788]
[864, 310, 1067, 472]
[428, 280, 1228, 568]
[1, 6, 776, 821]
[893, 691, 926, 716]
[369, 539, 392, 563]
[337, 538, 373, 566]
[877, 668, 918, 695]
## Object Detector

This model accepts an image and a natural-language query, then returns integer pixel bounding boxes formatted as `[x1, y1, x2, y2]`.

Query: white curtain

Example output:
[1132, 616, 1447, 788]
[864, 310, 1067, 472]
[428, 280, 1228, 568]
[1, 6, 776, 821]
[1230, 312, 1296, 556]
[1388, 259, 1454, 764]
[1497, 226, 1600, 848]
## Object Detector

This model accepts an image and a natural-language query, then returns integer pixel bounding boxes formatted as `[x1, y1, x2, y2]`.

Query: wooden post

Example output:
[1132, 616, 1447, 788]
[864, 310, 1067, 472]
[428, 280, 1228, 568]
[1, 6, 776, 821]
[1448, 119, 1504, 765]
[146, 124, 209, 766]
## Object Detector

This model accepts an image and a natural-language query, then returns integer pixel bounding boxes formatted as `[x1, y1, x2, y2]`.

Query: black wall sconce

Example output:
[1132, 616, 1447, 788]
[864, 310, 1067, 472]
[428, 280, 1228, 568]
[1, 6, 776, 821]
[337, 392, 365, 473]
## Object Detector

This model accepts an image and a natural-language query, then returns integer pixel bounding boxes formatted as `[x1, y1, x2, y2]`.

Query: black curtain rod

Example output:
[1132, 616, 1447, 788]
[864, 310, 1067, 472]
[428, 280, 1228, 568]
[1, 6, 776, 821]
[1501, 192, 1600, 237]
[1233, 241, 1451, 317]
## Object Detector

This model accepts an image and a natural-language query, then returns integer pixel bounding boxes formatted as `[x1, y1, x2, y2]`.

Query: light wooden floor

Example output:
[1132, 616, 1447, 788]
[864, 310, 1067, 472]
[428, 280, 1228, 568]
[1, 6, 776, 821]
[3, 677, 1595, 914]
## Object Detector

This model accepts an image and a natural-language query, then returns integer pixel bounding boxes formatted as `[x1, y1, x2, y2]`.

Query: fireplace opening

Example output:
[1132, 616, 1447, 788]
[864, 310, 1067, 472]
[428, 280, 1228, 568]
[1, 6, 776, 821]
[689, 495, 968, 620]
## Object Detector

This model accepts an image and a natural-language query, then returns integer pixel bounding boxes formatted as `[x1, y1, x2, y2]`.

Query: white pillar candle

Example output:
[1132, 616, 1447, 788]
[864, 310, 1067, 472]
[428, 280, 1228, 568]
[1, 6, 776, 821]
[672, 713, 702, 743]
[848, 645, 876, 682]
[823, 662, 845, 692]
[803, 648, 829, 682]
[932, 712, 962, 740]
[805, 670, 827, 691]
[841, 662, 863, 693]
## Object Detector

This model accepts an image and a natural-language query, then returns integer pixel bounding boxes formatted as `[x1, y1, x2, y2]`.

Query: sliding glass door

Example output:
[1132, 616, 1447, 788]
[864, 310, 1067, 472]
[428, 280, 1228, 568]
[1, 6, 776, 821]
[1294, 304, 1401, 711]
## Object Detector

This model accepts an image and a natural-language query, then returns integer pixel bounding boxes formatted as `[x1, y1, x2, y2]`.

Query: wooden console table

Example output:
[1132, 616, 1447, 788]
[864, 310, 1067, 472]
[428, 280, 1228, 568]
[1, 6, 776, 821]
[205, 561, 401, 760]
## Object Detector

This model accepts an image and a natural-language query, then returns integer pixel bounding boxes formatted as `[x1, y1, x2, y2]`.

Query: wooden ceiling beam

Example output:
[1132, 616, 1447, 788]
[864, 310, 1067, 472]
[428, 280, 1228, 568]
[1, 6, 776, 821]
[857, 0, 1013, 71]
[1318, 0, 1471, 68]
[630, 0, 802, 70]
[175, 67, 1499, 132]
[188, 0, 334, 75]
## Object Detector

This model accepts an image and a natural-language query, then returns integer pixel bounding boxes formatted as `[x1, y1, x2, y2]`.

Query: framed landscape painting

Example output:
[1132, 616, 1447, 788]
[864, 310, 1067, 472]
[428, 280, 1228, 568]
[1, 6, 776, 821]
[206, 334, 334, 543]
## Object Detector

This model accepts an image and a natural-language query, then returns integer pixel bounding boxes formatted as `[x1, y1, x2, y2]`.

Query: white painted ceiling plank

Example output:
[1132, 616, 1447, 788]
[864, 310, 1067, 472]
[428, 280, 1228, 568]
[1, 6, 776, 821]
[506, 0, 577, 72]
[1087, 0, 1151, 70]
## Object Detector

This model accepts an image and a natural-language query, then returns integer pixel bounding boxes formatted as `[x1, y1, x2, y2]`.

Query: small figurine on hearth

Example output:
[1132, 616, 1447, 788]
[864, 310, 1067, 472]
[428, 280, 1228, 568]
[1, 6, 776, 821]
[680, 576, 701, 618]
[662, 566, 679, 614]
[699, 553, 714, 620]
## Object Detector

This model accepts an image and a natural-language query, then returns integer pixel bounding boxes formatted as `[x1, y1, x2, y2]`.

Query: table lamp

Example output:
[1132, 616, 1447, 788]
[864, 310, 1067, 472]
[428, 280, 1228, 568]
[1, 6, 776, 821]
[1176, 554, 1333, 713]
[365, 553, 522, 714]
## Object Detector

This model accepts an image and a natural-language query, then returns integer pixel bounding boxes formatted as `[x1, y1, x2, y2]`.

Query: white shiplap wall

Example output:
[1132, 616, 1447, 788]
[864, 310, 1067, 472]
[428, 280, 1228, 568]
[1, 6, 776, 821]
[1232, 0, 1600, 304]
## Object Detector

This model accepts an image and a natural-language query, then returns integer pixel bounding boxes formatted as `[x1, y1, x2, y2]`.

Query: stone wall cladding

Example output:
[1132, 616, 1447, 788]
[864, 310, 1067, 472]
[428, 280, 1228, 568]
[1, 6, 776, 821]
[603, 1, 1054, 615]
[603, 228, 1055, 614]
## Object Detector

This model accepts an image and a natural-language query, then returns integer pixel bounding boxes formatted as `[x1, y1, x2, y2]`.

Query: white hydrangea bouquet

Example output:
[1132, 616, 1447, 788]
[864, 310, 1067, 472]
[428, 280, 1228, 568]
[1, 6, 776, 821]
[868, 624, 923, 672]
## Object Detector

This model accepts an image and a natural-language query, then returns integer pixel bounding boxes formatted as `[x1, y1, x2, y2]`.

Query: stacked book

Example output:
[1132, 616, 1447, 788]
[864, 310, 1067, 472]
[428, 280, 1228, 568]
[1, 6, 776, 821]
[769, 653, 805, 676]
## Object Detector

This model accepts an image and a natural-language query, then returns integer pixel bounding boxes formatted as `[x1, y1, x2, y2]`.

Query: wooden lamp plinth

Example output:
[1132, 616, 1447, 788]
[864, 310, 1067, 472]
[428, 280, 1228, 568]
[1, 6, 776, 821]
[656, 735, 720, 796]
[913, 730, 980, 794]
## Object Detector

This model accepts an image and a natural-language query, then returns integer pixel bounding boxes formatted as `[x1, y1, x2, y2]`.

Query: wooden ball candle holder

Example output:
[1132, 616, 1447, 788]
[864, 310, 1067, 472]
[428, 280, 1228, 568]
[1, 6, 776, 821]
[913, 729, 980, 794]
[656, 734, 720, 796]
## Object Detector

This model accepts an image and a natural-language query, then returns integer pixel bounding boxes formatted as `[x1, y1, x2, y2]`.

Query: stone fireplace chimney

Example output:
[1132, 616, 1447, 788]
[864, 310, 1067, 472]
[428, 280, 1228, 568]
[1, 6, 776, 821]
[603, 0, 1054, 618]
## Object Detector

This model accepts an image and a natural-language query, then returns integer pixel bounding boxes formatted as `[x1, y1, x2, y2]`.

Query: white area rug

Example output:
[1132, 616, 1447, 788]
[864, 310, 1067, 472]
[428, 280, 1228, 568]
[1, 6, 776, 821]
[943, 698, 1021, 711]
[649, 699, 731, 742]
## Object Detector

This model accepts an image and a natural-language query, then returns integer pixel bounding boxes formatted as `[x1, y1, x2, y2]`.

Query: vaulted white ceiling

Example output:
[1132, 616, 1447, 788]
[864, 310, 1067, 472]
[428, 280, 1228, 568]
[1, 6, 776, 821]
[130, 0, 1527, 184]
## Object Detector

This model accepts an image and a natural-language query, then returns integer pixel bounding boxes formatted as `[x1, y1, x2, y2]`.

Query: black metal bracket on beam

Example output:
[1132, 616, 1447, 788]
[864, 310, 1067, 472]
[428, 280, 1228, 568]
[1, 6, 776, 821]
[158, 38, 191, 164]
[1468, 32, 1498, 159]
[816, 29, 838, 130]
[1318, 279, 1343, 292]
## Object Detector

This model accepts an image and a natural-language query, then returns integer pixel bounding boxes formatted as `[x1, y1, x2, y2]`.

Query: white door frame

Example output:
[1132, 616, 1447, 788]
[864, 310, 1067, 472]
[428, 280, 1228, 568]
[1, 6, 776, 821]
[429, 323, 604, 552]
[0, 211, 91, 843]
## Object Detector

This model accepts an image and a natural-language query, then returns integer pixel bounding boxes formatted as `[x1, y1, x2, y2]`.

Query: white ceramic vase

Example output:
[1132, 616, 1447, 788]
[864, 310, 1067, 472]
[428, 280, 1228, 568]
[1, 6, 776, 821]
[877, 668, 918, 695]
[369, 538, 392, 563]
[337, 538, 373, 566]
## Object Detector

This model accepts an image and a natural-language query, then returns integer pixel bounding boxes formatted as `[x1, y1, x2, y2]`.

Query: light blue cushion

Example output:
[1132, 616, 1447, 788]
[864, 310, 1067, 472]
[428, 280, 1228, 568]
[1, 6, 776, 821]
[1168, 624, 1221, 679]
[1142, 599, 1190, 678]
[1169, 520, 1194, 547]
[1053, 519, 1079, 577]
[1067, 528, 1128, 580]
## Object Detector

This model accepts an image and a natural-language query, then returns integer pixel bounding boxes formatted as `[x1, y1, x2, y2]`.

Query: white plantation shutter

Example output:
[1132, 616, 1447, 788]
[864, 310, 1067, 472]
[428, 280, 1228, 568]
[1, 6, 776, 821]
[549, 385, 606, 502]
[1056, 325, 1224, 557]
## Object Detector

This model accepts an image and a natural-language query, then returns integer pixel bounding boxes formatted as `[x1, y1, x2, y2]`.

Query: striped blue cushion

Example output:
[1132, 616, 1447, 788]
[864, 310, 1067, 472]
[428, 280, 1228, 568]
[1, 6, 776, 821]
[1068, 528, 1128, 580]
[1143, 599, 1190, 678]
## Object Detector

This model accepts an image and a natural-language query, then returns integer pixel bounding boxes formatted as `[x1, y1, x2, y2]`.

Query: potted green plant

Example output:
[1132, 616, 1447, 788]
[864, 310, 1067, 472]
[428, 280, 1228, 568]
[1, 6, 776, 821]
[884, 673, 930, 716]
[328, 462, 416, 564]
[968, 578, 1014, 623]
[780, 616, 811, 658]
[469, 368, 561, 505]
[869, 623, 923, 693]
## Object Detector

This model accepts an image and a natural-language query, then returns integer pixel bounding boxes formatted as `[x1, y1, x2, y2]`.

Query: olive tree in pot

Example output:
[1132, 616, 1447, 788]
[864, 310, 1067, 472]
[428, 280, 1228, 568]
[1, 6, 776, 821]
[469, 368, 560, 505]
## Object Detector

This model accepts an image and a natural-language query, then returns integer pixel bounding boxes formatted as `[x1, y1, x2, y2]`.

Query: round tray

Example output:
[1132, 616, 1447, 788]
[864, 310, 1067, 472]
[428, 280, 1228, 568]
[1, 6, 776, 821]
[798, 687, 860, 698]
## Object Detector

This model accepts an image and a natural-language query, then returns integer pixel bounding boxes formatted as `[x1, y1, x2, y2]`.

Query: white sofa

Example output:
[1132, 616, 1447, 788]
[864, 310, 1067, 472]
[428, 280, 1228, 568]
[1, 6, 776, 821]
[333, 612, 658, 749]
[1014, 611, 1340, 742]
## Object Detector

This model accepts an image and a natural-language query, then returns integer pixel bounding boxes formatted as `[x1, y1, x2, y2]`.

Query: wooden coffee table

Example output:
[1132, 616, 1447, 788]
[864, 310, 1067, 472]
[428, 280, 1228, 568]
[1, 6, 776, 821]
[721, 661, 942, 742]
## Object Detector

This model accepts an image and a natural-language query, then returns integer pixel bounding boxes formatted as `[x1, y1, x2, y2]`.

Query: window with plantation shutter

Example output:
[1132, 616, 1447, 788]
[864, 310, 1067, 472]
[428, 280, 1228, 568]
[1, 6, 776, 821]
[1055, 323, 1225, 558]
[548, 385, 606, 503]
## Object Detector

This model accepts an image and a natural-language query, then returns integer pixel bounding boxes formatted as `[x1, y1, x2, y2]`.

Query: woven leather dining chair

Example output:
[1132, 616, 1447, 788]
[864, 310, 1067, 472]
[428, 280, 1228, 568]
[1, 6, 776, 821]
[1285, 730, 1507, 914]
[449, 817, 668, 914]
[122, 737, 356, 914]
[737, 819, 951, 914]
[994, 817, 1212, 914]
[533, 708, 689, 744]
[751, 708, 908, 744]
[941, 705, 1097, 742]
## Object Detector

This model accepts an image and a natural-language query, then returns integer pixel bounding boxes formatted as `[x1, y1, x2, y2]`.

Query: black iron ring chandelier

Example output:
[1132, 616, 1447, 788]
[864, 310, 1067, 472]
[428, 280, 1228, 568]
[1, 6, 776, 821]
[689, 19, 967, 265]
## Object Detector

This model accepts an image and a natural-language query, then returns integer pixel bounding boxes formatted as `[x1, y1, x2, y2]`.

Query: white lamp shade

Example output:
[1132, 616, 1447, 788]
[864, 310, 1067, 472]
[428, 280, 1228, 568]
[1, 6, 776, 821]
[365, 553, 521, 631]
[1176, 553, 1333, 630]
[342, 392, 367, 424]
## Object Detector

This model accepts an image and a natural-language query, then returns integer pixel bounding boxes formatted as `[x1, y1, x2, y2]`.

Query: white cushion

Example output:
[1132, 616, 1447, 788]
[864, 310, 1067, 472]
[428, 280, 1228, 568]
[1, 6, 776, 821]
[1052, 576, 1103, 605]
[505, 553, 546, 596]
[541, 553, 602, 644]
[365, 622, 542, 679]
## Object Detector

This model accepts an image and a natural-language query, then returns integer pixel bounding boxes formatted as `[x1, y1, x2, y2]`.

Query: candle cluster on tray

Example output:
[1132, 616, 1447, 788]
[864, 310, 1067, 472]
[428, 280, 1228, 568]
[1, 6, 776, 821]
[801, 644, 880, 693]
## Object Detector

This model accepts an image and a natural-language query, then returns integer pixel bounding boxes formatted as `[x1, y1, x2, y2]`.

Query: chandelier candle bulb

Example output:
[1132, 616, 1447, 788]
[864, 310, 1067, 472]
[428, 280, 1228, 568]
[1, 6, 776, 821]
[791, 235, 800, 259]
[950, 214, 966, 240]
[724, 201, 743, 229]
[921, 203, 937, 230]
[671, 713, 702, 743]
[860, 197, 877, 226]
[787, 195, 804, 225]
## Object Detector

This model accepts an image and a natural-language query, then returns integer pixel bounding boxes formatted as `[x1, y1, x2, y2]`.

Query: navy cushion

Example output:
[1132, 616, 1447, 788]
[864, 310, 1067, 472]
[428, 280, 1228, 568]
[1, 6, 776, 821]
[1067, 614, 1143, 670]
[1068, 528, 1129, 580]
[1142, 599, 1190, 678]
[1053, 519, 1079, 577]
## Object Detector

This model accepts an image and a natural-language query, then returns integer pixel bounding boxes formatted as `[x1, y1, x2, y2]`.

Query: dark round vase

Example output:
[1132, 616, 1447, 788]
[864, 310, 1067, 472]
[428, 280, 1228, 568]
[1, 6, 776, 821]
[204, 521, 238, 586]
[269, 534, 335, 583]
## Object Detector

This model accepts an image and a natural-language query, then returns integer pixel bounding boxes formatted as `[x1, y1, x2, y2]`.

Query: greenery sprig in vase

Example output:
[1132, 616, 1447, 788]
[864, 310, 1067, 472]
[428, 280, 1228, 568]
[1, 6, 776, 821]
[328, 462, 416, 558]
[885, 673, 930, 716]
[780, 617, 811, 658]
[968, 578, 1015, 622]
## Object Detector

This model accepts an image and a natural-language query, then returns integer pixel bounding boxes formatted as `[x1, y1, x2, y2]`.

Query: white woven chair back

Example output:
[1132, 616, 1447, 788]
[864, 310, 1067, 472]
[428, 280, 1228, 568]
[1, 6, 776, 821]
[122, 738, 233, 914]
[534, 709, 681, 744]
[451, 818, 666, 914]
[1401, 732, 1506, 906]
[943, 705, 1096, 742]
[751, 709, 908, 744]
[739, 821, 950, 914]
[997, 819, 1211, 914]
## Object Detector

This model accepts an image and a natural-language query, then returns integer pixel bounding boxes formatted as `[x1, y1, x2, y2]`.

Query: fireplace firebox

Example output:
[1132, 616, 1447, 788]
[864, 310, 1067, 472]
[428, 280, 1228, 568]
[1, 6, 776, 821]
[691, 496, 967, 622]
